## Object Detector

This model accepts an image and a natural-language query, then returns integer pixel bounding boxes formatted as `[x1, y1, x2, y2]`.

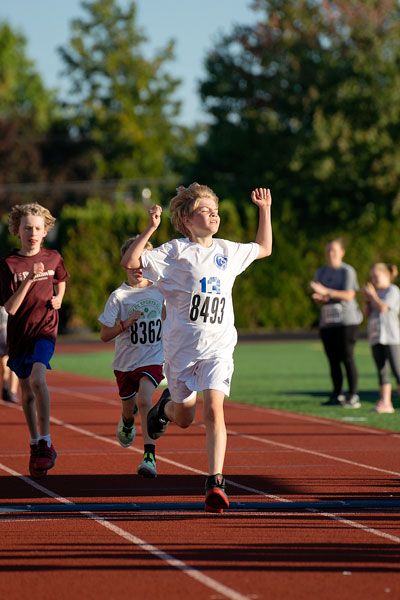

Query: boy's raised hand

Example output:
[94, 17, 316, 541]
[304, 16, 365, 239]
[251, 187, 272, 208]
[148, 205, 162, 229]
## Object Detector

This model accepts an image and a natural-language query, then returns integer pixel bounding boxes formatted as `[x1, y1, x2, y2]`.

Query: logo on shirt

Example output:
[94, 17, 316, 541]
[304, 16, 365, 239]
[129, 298, 161, 320]
[14, 270, 55, 282]
[214, 254, 228, 270]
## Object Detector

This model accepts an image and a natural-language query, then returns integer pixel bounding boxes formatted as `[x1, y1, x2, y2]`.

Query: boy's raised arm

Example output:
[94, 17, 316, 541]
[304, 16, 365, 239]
[251, 187, 272, 259]
[121, 205, 162, 268]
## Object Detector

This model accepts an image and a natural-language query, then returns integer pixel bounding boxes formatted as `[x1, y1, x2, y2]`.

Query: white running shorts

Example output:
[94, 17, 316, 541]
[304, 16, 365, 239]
[164, 357, 234, 403]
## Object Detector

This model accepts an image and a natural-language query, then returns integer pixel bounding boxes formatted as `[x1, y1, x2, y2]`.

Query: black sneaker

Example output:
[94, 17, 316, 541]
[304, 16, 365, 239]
[321, 393, 346, 407]
[147, 388, 171, 440]
[205, 473, 229, 513]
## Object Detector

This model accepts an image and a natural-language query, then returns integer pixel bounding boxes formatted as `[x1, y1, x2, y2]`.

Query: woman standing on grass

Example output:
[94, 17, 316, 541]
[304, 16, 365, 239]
[310, 238, 363, 408]
[363, 263, 400, 414]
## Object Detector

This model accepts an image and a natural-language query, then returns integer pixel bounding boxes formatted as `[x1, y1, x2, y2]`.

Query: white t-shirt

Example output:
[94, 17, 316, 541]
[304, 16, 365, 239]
[141, 238, 259, 371]
[98, 282, 164, 371]
[367, 284, 400, 346]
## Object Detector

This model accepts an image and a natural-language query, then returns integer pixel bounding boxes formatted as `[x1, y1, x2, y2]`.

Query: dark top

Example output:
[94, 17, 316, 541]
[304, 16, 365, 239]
[0, 248, 69, 357]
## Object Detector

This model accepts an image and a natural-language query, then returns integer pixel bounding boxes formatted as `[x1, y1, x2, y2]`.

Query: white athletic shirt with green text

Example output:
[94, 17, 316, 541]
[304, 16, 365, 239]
[98, 282, 164, 371]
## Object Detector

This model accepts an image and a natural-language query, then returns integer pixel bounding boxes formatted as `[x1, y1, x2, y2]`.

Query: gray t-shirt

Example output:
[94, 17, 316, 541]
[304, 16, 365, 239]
[367, 284, 400, 345]
[314, 263, 363, 328]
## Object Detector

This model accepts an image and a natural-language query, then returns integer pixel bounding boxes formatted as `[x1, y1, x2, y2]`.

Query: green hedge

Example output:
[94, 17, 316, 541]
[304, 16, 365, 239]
[1, 198, 400, 331]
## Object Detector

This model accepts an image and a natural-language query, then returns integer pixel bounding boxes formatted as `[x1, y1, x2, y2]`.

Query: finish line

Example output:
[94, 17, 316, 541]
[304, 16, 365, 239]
[1, 499, 400, 514]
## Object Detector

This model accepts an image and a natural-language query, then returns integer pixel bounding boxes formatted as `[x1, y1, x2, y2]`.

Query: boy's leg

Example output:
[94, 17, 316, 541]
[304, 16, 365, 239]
[1, 355, 17, 402]
[137, 377, 157, 444]
[202, 389, 227, 476]
[19, 374, 48, 478]
[20, 377, 38, 440]
[164, 396, 197, 427]
[29, 362, 50, 437]
[202, 389, 229, 513]
[147, 388, 197, 439]
[136, 377, 158, 478]
[114, 370, 137, 448]
[121, 394, 136, 422]
[29, 362, 57, 473]
[116, 394, 137, 448]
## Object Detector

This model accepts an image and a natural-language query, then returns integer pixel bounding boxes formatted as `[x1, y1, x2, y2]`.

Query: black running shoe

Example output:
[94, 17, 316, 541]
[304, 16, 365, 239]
[147, 388, 171, 440]
[321, 393, 345, 407]
[205, 473, 229, 513]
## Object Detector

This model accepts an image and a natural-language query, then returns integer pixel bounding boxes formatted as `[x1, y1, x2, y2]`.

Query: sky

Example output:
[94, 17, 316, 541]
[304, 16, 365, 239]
[0, 0, 257, 124]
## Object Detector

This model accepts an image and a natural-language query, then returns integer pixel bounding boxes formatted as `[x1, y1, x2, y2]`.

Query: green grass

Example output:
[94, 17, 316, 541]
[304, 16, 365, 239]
[52, 340, 400, 432]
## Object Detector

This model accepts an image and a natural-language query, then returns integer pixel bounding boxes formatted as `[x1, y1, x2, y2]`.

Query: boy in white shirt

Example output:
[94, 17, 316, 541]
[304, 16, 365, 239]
[121, 183, 272, 511]
[99, 238, 165, 477]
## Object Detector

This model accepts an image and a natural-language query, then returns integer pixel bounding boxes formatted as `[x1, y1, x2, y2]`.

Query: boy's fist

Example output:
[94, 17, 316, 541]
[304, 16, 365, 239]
[251, 188, 272, 207]
[148, 205, 162, 229]
[30, 262, 45, 279]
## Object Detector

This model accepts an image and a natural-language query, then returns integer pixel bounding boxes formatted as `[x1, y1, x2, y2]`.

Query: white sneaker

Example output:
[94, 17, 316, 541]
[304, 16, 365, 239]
[344, 394, 361, 409]
[116, 416, 136, 448]
[137, 452, 157, 478]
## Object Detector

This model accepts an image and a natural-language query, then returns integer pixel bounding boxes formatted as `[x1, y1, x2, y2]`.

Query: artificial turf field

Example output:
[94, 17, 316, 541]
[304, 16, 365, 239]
[52, 339, 400, 432]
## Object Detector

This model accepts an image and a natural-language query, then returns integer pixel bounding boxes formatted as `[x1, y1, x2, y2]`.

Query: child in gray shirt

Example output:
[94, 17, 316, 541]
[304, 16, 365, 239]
[363, 263, 400, 414]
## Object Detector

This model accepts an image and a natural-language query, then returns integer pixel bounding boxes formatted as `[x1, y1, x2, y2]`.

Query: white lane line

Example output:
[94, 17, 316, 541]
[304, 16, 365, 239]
[48, 386, 120, 407]
[225, 427, 400, 478]
[3, 385, 400, 544]
[227, 402, 396, 436]
[0, 461, 251, 600]
[50, 386, 400, 476]
[2, 412, 400, 545]
[1, 400, 284, 502]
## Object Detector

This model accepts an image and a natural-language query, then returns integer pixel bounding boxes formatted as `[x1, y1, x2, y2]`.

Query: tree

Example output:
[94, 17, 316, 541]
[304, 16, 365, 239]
[58, 0, 186, 188]
[192, 0, 400, 232]
[0, 22, 56, 209]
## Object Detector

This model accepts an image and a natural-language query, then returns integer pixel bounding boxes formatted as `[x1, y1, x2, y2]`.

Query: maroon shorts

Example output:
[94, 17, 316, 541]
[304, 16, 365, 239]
[114, 365, 164, 400]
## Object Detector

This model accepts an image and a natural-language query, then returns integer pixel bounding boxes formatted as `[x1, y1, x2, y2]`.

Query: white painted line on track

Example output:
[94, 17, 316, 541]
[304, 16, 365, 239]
[48, 386, 120, 407]
[227, 402, 390, 435]
[0, 460, 251, 600]
[226, 427, 400, 478]
[51, 385, 400, 476]
[3, 383, 400, 545]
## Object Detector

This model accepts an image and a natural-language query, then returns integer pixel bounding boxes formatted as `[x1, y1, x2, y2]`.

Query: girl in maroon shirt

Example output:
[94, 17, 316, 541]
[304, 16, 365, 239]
[0, 203, 68, 478]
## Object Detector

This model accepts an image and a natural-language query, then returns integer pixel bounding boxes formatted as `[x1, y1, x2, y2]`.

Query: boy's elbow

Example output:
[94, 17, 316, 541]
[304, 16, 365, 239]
[258, 246, 272, 259]
[99, 328, 109, 342]
[4, 304, 15, 316]
[120, 256, 138, 269]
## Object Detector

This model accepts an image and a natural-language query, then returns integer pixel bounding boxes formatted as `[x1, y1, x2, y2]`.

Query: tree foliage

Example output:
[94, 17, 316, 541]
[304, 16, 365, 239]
[58, 0, 185, 183]
[0, 22, 56, 208]
[191, 0, 400, 232]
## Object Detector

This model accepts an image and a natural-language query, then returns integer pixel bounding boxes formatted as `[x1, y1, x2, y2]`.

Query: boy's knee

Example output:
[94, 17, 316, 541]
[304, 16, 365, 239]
[136, 395, 150, 410]
[203, 405, 224, 425]
[176, 416, 193, 428]
[30, 374, 46, 392]
[22, 392, 35, 406]
[174, 406, 195, 428]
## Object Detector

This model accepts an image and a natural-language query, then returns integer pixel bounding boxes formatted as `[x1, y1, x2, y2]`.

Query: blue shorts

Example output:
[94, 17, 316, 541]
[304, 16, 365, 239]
[8, 338, 55, 379]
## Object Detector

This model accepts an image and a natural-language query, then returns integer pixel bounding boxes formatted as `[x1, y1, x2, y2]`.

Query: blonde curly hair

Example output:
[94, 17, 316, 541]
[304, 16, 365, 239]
[8, 203, 56, 236]
[169, 182, 219, 237]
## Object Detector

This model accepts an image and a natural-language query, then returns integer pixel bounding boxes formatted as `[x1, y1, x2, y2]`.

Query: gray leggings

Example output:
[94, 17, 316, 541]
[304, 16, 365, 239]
[371, 344, 400, 385]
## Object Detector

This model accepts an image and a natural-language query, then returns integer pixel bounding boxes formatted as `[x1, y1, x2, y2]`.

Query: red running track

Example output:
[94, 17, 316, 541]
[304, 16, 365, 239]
[1, 369, 400, 600]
